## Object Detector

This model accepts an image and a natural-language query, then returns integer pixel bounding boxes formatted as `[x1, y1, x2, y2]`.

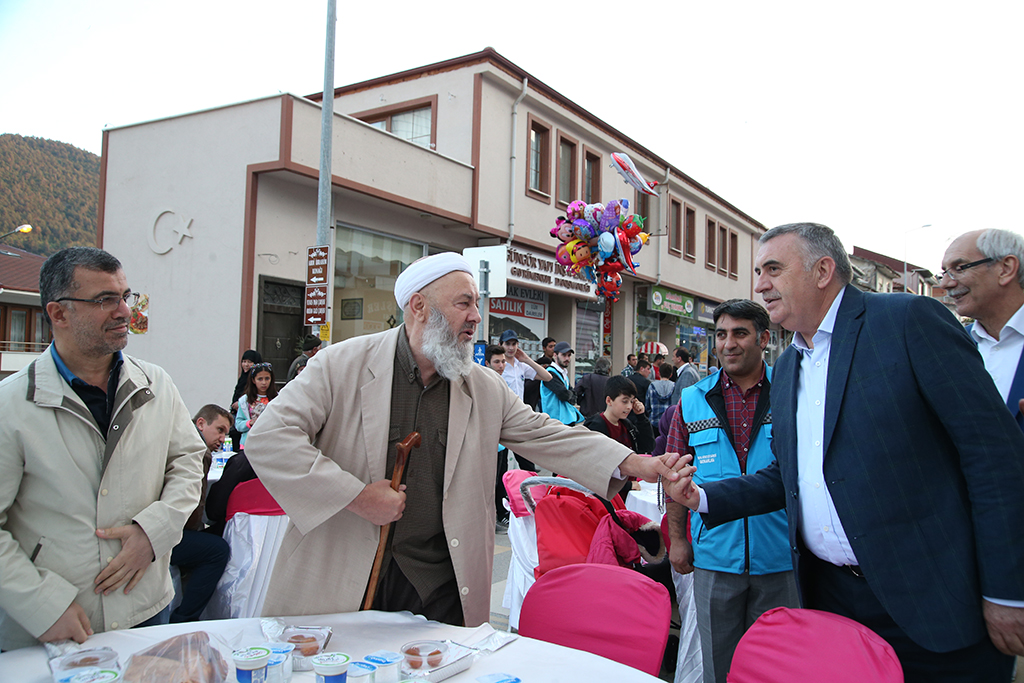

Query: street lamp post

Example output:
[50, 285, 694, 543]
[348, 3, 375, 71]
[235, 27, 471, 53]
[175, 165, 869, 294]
[0, 225, 33, 258]
[0, 224, 32, 241]
[902, 224, 931, 295]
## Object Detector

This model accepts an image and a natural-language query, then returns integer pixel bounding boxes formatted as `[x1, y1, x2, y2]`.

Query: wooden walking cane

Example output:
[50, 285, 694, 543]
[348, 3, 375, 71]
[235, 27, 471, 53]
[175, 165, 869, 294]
[362, 431, 421, 610]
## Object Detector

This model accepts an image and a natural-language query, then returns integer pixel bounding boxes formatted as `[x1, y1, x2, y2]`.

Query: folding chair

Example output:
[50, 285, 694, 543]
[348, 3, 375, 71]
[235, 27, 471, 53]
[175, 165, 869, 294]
[518, 563, 671, 676]
[727, 607, 903, 682]
[202, 479, 288, 620]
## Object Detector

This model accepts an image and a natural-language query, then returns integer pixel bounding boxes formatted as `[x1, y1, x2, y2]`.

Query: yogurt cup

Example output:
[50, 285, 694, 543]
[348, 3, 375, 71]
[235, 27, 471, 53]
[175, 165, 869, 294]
[311, 652, 351, 682]
[232, 646, 271, 683]
[266, 653, 287, 683]
[264, 641, 295, 680]
[67, 671, 121, 683]
[363, 651, 401, 683]
[347, 660, 376, 681]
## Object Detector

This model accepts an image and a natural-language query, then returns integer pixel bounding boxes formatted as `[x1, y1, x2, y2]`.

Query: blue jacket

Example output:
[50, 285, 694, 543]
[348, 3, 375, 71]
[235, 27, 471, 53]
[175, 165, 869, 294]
[968, 322, 1024, 431]
[683, 366, 790, 575]
[541, 364, 584, 425]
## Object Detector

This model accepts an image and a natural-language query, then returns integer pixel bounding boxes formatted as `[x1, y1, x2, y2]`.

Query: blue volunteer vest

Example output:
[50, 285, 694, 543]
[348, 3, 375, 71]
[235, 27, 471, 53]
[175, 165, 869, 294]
[683, 368, 790, 575]
[541, 364, 585, 425]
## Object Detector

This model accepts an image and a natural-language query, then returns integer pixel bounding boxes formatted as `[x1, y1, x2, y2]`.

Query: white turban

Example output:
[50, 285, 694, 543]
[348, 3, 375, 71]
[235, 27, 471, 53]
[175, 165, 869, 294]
[394, 252, 474, 309]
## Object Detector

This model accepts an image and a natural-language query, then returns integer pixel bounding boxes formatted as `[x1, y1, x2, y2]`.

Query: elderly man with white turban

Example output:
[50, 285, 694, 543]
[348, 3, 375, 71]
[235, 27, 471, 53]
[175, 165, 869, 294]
[245, 253, 692, 625]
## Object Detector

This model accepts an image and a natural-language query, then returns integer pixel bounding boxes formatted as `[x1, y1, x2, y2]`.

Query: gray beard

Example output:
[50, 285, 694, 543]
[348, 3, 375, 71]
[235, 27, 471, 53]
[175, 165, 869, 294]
[420, 307, 474, 380]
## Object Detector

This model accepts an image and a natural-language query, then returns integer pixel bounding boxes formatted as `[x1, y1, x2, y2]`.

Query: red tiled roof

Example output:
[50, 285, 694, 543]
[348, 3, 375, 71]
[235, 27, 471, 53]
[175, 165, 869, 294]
[0, 244, 46, 293]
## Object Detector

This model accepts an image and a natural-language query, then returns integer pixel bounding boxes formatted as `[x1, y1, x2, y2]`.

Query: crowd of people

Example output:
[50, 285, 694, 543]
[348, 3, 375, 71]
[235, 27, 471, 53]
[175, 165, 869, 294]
[1, 224, 1022, 683]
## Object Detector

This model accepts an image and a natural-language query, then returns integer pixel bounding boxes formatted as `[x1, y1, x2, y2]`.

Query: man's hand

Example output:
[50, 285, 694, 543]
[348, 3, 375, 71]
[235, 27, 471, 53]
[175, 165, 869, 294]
[664, 469, 701, 510]
[39, 602, 93, 644]
[94, 524, 156, 595]
[669, 536, 695, 575]
[983, 600, 1024, 656]
[346, 480, 407, 526]
[619, 452, 694, 483]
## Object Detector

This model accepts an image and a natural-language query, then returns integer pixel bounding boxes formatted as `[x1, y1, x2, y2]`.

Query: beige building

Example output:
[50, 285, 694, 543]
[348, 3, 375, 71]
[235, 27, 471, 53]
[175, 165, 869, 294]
[99, 49, 765, 410]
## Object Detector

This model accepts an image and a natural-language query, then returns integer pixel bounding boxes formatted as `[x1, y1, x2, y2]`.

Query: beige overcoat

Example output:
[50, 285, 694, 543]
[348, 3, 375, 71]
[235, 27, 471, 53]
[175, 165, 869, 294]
[0, 347, 205, 649]
[246, 326, 633, 625]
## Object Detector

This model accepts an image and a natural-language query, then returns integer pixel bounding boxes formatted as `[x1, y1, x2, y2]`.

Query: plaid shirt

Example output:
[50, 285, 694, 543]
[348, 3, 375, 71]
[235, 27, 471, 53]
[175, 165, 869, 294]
[666, 366, 766, 473]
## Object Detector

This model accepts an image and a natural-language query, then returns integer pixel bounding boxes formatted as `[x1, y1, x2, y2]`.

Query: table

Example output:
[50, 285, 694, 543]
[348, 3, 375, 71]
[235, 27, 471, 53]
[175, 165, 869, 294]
[625, 485, 664, 524]
[0, 611, 662, 681]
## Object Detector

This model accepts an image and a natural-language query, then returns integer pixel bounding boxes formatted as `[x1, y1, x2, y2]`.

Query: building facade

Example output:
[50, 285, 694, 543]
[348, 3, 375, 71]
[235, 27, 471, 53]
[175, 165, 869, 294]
[0, 244, 50, 380]
[99, 50, 764, 410]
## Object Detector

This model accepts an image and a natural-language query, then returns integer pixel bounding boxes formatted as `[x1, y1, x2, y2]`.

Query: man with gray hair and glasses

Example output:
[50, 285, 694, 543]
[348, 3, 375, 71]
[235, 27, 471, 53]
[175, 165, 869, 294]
[939, 228, 1024, 429]
[0, 247, 205, 650]
[673, 223, 1024, 681]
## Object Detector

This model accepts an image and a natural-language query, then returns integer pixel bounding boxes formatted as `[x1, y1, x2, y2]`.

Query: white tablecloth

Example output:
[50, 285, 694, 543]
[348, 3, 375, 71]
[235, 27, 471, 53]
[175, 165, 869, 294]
[625, 487, 664, 524]
[0, 611, 662, 681]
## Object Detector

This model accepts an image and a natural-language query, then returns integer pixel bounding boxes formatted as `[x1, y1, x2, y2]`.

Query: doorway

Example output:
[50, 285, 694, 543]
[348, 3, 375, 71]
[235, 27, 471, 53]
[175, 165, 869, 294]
[257, 276, 304, 388]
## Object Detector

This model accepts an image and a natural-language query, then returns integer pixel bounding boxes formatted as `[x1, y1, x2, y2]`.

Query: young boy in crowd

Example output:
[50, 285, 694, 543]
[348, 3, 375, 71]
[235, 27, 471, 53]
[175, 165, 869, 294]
[584, 376, 655, 500]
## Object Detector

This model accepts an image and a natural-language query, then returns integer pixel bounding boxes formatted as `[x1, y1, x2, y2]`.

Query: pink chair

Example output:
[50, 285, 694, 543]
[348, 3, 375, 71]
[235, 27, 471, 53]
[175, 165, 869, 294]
[225, 478, 285, 521]
[517, 563, 671, 676]
[727, 607, 903, 682]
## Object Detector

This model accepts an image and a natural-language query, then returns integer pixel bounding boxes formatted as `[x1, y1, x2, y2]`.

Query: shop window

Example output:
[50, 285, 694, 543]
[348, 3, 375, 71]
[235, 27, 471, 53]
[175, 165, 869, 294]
[729, 231, 739, 279]
[527, 114, 551, 202]
[718, 225, 728, 274]
[575, 300, 604, 382]
[706, 218, 717, 270]
[557, 133, 578, 207]
[669, 199, 682, 256]
[334, 225, 427, 343]
[584, 148, 601, 204]
[684, 204, 696, 262]
[355, 96, 437, 149]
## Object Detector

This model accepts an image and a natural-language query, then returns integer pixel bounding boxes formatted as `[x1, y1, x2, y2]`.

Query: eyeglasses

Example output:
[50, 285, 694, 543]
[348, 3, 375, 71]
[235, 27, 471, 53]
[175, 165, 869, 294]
[55, 291, 140, 311]
[938, 258, 994, 282]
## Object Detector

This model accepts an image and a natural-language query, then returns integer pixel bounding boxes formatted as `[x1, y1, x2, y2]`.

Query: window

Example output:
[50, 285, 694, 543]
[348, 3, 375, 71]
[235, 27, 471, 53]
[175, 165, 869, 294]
[9, 309, 27, 352]
[684, 204, 696, 261]
[527, 114, 551, 202]
[634, 190, 650, 225]
[729, 231, 739, 279]
[556, 133, 578, 207]
[718, 225, 728, 274]
[353, 96, 437, 149]
[584, 148, 601, 204]
[669, 199, 682, 255]
[33, 310, 51, 345]
[706, 218, 717, 270]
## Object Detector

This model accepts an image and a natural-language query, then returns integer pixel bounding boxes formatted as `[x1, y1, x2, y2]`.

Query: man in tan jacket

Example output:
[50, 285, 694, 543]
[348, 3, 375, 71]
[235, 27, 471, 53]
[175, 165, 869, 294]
[246, 252, 692, 626]
[0, 247, 205, 650]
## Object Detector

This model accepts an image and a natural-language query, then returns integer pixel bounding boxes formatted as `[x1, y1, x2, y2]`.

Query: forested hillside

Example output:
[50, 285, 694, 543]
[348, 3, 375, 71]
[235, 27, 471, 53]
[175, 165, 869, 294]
[0, 134, 99, 255]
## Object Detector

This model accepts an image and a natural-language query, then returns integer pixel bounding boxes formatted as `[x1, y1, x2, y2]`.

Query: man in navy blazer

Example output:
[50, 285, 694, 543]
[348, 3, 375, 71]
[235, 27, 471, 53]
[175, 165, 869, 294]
[939, 228, 1024, 431]
[676, 223, 1024, 682]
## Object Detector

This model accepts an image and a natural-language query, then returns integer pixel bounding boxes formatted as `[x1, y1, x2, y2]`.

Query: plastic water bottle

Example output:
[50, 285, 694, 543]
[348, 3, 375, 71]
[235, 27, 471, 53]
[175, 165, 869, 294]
[223, 436, 233, 453]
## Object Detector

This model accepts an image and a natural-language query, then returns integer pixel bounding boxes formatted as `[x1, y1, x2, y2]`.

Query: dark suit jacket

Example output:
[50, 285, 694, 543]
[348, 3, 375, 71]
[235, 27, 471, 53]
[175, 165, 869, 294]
[702, 285, 1024, 653]
[968, 321, 1024, 431]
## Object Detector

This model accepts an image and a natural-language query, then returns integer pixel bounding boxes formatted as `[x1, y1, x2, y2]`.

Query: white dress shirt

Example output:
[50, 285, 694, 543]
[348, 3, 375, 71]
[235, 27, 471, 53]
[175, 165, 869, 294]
[502, 357, 536, 399]
[790, 288, 860, 566]
[970, 301, 1024, 403]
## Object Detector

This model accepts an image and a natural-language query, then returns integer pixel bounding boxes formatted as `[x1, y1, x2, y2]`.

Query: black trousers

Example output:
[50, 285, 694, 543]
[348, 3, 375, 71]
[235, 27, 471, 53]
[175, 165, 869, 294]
[802, 552, 1014, 683]
[371, 558, 464, 626]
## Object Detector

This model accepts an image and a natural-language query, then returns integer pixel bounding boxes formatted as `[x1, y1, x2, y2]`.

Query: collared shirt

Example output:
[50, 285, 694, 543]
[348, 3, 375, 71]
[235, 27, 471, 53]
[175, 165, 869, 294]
[50, 344, 124, 437]
[502, 357, 536, 399]
[791, 288, 859, 566]
[385, 328, 454, 602]
[971, 301, 1024, 403]
[666, 366, 766, 473]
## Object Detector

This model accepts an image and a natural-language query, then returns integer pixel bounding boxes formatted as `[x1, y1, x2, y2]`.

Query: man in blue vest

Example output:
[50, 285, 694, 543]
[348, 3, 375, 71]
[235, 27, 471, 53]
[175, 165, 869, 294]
[939, 228, 1024, 430]
[540, 341, 585, 425]
[665, 299, 797, 683]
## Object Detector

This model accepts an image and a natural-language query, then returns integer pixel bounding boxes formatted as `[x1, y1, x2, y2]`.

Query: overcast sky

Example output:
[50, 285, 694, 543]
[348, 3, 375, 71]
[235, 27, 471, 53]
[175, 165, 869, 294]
[2, 0, 1021, 272]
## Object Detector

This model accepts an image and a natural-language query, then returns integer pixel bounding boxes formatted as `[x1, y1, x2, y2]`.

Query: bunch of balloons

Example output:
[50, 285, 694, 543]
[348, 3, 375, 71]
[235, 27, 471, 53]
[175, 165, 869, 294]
[551, 198, 649, 301]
